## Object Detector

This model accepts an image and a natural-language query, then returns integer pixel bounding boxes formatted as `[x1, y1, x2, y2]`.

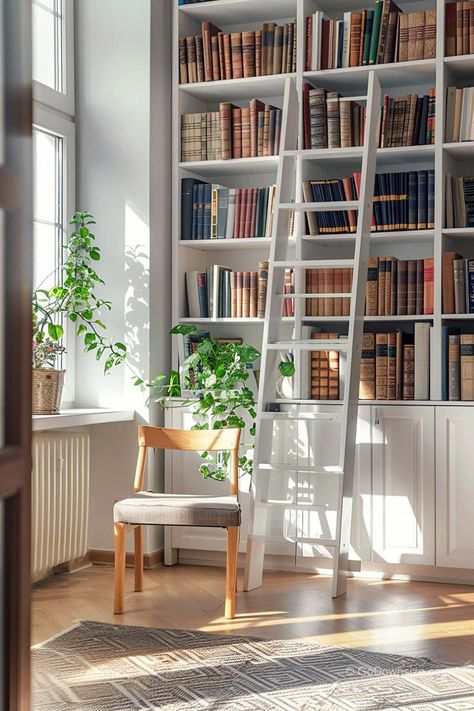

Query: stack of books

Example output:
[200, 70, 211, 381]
[442, 328, 474, 400]
[302, 86, 366, 149]
[303, 169, 435, 235]
[366, 256, 434, 316]
[181, 179, 276, 240]
[305, 4, 436, 71]
[442, 252, 474, 314]
[186, 261, 269, 319]
[445, 175, 474, 228]
[446, 87, 474, 142]
[179, 20, 297, 84]
[380, 90, 435, 146]
[305, 268, 353, 316]
[181, 100, 283, 162]
[359, 323, 431, 401]
[445, 2, 474, 56]
[310, 332, 341, 400]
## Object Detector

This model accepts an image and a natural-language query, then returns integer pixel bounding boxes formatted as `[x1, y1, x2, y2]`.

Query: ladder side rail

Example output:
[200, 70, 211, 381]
[332, 71, 381, 597]
[244, 78, 299, 592]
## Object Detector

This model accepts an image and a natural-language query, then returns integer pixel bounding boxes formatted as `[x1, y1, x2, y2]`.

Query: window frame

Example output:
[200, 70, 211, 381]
[32, 105, 76, 405]
[32, 0, 75, 117]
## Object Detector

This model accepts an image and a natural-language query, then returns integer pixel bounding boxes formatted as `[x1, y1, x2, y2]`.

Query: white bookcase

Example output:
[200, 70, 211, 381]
[168, 0, 474, 580]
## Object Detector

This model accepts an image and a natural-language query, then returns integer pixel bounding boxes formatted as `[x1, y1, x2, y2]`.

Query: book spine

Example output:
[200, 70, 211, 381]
[179, 37, 188, 84]
[249, 271, 258, 317]
[449, 333, 461, 400]
[242, 30, 256, 78]
[407, 259, 417, 316]
[402, 344, 415, 400]
[414, 322, 430, 400]
[423, 257, 434, 315]
[360, 333, 376, 399]
[257, 260, 269, 318]
[232, 107, 242, 159]
[454, 258, 466, 313]
[461, 334, 474, 400]
[375, 332, 388, 400]
[219, 103, 232, 160]
[387, 332, 397, 400]
[230, 32, 243, 79]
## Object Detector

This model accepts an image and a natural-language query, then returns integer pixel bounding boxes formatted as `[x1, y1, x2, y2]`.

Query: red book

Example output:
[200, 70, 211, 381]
[232, 107, 242, 159]
[445, 3, 456, 56]
[233, 189, 242, 238]
[321, 18, 330, 70]
[202, 21, 222, 82]
[238, 188, 247, 239]
[305, 16, 313, 70]
[423, 257, 434, 315]
[236, 271, 243, 317]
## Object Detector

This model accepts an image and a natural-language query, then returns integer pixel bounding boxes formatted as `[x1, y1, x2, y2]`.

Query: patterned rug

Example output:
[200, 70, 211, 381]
[32, 620, 474, 710]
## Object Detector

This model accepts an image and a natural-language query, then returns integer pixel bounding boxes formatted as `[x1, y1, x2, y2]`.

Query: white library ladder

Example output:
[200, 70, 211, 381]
[244, 72, 381, 597]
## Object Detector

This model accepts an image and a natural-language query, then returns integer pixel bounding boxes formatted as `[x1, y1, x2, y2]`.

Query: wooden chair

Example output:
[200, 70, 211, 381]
[113, 425, 241, 619]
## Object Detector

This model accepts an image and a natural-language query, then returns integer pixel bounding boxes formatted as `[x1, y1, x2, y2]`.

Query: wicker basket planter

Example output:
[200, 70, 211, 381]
[32, 369, 65, 415]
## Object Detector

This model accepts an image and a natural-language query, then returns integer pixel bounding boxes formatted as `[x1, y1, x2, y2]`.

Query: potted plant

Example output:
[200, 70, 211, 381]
[143, 325, 260, 481]
[32, 210, 127, 414]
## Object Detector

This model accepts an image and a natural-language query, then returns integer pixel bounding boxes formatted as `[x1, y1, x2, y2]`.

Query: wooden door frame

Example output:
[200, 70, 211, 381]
[1, 0, 33, 708]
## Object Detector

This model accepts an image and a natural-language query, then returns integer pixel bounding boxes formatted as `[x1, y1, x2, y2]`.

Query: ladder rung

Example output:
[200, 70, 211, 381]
[259, 411, 343, 421]
[267, 339, 348, 351]
[261, 500, 330, 510]
[274, 259, 354, 269]
[276, 292, 351, 299]
[255, 533, 337, 546]
[279, 201, 359, 212]
[257, 463, 343, 474]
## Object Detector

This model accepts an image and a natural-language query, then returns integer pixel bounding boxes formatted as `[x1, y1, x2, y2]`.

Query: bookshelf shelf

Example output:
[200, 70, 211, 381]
[295, 145, 434, 168]
[178, 0, 297, 25]
[303, 59, 436, 92]
[179, 317, 294, 324]
[442, 228, 474, 238]
[302, 315, 434, 323]
[443, 141, 474, 158]
[444, 54, 474, 78]
[179, 156, 278, 177]
[179, 238, 274, 250]
[442, 314, 474, 320]
[179, 73, 297, 101]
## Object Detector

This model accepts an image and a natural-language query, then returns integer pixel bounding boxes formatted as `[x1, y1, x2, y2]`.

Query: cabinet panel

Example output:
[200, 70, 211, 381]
[295, 406, 372, 564]
[436, 407, 474, 569]
[372, 406, 435, 565]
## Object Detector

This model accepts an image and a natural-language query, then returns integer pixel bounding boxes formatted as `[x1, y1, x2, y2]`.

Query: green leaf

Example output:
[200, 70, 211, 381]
[240, 344, 261, 362]
[84, 332, 96, 344]
[80, 227, 89, 237]
[47, 323, 64, 340]
[90, 247, 101, 261]
[115, 342, 127, 351]
[81, 309, 93, 320]
[170, 324, 197, 335]
[76, 324, 87, 336]
[278, 361, 295, 378]
[134, 377, 144, 386]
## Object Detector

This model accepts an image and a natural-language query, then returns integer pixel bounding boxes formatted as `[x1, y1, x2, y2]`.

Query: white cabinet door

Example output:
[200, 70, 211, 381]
[372, 406, 435, 565]
[295, 406, 372, 565]
[436, 407, 474, 568]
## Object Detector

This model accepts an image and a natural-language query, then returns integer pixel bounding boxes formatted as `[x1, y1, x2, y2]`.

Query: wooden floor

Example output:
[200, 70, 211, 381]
[32, 563, 474, 666]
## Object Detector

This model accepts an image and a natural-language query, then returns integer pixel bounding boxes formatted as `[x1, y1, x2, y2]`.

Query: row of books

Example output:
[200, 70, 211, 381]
[303, 170, 435, 235]
[366, 257, 434, 316]
[359, 324, 431, 401]
[181, 179, 276, 240]
[380, 91, 435, 147]
[310, 332, 341, 400]
[446, 86, 474, 142]
[185, 262, 269, 319]
[305, 268, 352, 317]
[442, 253, 474, 314]
[303, 86, 435, 150]
[305, 5, 436, 71]
[181, 101, 282, 162]
[445, 2, 474, 56]
[443, 329, 474, 400]
[303, 86, 366, 150]
[179, 21, 297, 85]
[445, 174, 474, 228]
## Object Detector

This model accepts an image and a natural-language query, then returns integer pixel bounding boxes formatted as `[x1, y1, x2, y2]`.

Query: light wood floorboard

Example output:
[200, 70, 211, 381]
[32, 564, 474, 665]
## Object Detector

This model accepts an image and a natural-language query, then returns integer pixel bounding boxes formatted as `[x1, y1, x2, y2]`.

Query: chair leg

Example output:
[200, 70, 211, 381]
[134, 525, 144, 592]
[225, 526, 239, 619]
[114, 523, 126, 614]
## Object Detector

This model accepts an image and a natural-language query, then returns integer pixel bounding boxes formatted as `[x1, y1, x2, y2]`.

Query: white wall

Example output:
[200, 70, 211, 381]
[75, 0, 171, 554]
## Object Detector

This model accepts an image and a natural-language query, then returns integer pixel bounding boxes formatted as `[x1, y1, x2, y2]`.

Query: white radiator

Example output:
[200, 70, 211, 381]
[31, 431, 90, 578]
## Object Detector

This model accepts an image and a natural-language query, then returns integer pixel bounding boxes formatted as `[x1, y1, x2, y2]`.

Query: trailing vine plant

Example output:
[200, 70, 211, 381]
[32, 210, 127, 371]
[140, 324, 260, 482]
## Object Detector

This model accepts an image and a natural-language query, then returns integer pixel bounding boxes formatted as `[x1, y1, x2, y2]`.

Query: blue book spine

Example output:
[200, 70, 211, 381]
[216, 187, 229, 239]
[191, 183, 199, 239]
[408, 171, 418, 230]
[373, 174, 382, 230]
[182, 178, 202, 240]
[202, 183, 212, 240]
[463, 176, 474, 227]
[417, 170, 428, 229]
[427, 169, 435, 229]
[465, 259, 474, 314]
[196, 184, 205, 240]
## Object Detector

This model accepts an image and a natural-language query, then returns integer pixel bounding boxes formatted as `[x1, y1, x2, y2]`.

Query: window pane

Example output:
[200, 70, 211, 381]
[33, 222, 59, 291]
[32, 0, 63, 92]
[33, 129, 58, 223]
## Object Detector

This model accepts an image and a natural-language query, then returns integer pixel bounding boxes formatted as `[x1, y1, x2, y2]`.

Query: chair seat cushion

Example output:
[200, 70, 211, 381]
[114, 492, 241, 527]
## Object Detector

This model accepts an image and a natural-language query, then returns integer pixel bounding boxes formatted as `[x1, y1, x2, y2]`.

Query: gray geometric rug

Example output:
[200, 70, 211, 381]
[32, 620, 474, 710]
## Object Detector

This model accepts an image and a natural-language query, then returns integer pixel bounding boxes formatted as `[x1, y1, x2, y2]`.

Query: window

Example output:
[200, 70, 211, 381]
[32, 0, 74, 114]
[32, 0, 75, 403]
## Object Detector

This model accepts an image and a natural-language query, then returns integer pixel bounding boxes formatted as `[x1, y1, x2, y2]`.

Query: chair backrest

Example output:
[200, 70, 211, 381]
[134, 426, 241, 496]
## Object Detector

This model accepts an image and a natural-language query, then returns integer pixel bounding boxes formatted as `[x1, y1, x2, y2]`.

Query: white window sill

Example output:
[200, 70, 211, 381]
[32, 408, 135, 431]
